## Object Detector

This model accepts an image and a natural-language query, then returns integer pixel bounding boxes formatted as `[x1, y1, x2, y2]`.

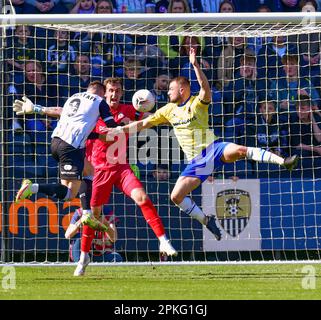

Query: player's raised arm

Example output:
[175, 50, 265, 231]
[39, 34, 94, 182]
[13, 96, 63, 117]
[190, 47, 211, 104]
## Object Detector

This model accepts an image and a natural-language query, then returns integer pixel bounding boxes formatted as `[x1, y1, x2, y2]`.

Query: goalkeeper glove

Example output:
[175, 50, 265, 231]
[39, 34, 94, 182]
[13, 96, 45, 115]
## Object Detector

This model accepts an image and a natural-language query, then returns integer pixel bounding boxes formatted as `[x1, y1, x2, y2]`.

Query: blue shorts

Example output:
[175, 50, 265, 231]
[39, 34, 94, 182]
[181, 140, 230, 183]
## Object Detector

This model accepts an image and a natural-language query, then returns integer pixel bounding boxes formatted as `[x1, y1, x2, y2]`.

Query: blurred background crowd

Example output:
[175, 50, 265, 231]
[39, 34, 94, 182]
[4, 0, 321, 181]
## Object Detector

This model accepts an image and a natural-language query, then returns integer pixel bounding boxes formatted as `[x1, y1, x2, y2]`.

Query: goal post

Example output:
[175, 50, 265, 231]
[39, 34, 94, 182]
[1, 13, 321, 264]
[1, 12, 321, 37]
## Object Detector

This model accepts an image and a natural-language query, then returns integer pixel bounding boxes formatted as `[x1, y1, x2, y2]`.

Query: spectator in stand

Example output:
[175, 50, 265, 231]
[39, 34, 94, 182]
[158, 0, 190, 61]
[155, 0, 205, 12]
[150, 70, 172, 111]
[115, 0, 156, 12]
[198, 0, 220, 12]
[270, 54, 320, 115]
[223, 50, 258, 145]
[65, 207, 123, 263]
[245, 97, 289, 159]
[131, 30, 166, 77]
[47, 53, 97, 99]
[228, 0, 285, 12]
[289, 94, 321, 176]
[10, 60, 62, 118]
[9, 60, 62, 175]
[216, 36, 251, 92]
[69, 54, 100, 95]
[187, 0, 204, 12]
[70, 0, 96, 13]
[122, 57, 149, 103]
[77, 0, 134, 78]
[23, 0, 69, 13]
[247, 5, 273, 55]
[299, 0, 318, 10]
[10, 0, 38, 14]
[182, 0, 282, 13]
[5, 26, 43, 84]
[257, 35, 297, 100]
[244, 96, 290, 178]
[291, 1, 321, 82]
[47, 29, 77, 74]
[152, 164, 171, 180]
[281, 0, 300, 11]
[95, 0, 113, 12]
[164, 0, 189, 12]
[155, 0, 169, 12]
[218, 0, 235, 12]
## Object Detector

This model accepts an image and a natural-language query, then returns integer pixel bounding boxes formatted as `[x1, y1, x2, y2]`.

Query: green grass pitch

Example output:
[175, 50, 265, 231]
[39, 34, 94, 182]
[1, 264, 320, 300]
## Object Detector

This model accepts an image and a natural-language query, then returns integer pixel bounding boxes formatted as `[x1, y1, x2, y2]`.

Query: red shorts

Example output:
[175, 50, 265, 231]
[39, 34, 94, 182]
[85, 139, 95, 163]
[91, 165, 143, 207]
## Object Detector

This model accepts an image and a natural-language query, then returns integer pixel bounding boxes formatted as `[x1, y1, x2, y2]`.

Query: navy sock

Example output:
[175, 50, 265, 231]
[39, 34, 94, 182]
[78, 178, 92, 210]
[38, 184, 69, 200]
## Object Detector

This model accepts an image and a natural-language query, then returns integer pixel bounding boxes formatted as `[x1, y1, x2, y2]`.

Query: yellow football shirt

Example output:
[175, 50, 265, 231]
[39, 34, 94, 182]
[147, 95, 218, 162]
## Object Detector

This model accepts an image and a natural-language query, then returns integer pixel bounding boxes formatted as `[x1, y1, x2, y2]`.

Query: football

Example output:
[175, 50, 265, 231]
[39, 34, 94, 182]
[132, 89, 155, 113]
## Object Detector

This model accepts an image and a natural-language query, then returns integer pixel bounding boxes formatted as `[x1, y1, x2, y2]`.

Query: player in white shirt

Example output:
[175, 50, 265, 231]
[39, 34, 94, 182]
[14, 81, 118, 226]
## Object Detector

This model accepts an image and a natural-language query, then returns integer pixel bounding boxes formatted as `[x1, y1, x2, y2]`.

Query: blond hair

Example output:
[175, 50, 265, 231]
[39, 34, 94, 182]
[168, 0, 190, 13]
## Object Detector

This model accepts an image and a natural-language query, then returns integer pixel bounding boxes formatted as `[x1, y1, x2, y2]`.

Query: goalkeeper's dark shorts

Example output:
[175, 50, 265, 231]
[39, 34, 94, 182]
[51, 137, 86, 180]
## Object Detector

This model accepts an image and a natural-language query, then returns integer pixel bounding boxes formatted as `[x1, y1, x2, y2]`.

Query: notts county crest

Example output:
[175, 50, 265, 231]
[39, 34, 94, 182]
[216, 189, 251, 237]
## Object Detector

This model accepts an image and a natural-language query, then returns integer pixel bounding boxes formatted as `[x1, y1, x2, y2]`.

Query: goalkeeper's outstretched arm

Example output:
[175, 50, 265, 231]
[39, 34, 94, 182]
[13, 96, 63, 118]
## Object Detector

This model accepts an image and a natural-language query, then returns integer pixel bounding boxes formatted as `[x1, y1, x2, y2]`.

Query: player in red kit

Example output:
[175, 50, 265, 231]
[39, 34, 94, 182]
[74, 77, 177, 276]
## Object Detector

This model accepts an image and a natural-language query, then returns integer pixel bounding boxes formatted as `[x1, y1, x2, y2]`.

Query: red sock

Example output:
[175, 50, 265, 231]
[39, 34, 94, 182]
[139, 198, 165, 238]
[81, 225, 95, 253]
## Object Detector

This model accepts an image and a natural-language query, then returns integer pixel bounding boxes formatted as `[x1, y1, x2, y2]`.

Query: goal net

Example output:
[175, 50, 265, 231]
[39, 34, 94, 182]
[1, 13, 321, 264]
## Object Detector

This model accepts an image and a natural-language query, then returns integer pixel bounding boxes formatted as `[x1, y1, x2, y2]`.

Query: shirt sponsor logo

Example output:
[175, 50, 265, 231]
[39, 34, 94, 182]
[172, 115, 197, 127]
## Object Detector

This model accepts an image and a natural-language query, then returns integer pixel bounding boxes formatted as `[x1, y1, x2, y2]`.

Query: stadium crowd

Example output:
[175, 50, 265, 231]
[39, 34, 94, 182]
[5, 0, 321, 180]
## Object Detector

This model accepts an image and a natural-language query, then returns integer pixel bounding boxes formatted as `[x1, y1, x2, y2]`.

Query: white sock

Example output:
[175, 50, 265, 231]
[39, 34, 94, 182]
[31, 184, 39, 193]
[79, 251, 88, 264]
[158, 235, 168, 243]
[246, 147, 284, 165]
[177, 197, 207, 225]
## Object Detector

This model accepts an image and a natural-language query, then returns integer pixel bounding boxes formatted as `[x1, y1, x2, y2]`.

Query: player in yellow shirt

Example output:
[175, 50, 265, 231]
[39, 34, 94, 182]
[106, 48, 298, 240]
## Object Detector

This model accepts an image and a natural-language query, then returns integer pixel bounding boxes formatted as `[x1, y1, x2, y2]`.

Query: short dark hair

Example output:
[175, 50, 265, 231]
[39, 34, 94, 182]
[296, 94, 312, 108]
[88, 81, 106, 93]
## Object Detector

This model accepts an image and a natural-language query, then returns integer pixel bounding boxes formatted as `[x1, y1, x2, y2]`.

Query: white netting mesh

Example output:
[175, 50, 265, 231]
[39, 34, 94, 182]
[1, 14, 321, 263]
[36, 21, 321, 38]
